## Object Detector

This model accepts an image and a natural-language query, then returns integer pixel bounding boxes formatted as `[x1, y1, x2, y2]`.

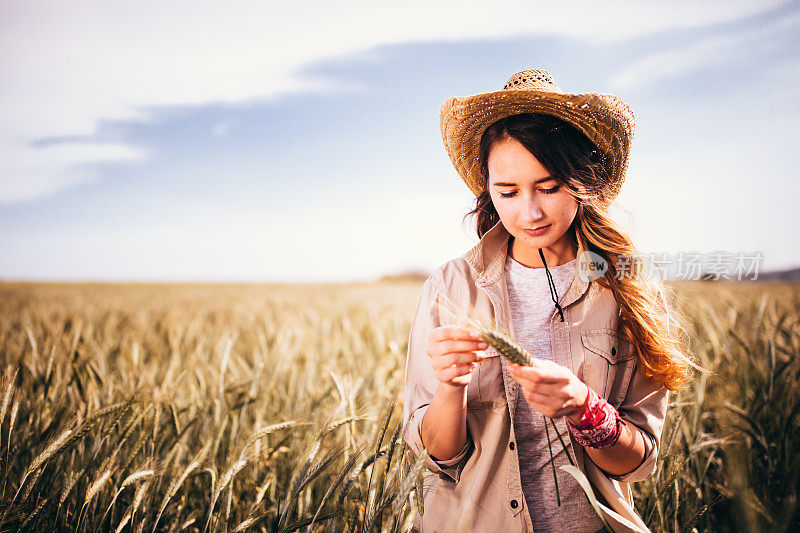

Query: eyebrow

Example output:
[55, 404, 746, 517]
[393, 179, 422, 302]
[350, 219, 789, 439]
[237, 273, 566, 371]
[492, 176, 556, 187]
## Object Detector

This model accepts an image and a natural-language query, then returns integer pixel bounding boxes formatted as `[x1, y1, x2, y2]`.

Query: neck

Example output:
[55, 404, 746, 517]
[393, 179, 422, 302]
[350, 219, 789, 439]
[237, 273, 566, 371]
[508, 234, 577, 269]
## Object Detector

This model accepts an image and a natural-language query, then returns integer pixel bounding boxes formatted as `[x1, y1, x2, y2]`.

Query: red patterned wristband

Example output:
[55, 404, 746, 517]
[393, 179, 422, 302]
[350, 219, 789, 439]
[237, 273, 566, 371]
[566, 386, 624, 448]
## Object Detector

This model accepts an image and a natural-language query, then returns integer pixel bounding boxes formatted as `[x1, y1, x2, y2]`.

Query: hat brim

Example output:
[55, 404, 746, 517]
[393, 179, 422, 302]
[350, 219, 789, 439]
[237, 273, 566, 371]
[439, 89, 635, 198]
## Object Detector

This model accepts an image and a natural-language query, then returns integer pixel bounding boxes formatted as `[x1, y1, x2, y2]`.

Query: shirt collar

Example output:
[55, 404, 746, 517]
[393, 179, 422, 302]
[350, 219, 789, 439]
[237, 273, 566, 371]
[462, 219, 592, 309]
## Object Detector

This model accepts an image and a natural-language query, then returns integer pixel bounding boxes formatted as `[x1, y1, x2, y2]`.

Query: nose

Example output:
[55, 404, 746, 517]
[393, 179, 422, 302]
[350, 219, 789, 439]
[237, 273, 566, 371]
[527, 197, 544, 222]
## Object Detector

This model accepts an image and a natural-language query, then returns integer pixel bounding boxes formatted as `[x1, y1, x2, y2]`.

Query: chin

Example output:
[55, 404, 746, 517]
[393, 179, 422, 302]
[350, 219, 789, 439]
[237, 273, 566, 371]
[517, 228, 558, 245]
[518, 234, 552, 247]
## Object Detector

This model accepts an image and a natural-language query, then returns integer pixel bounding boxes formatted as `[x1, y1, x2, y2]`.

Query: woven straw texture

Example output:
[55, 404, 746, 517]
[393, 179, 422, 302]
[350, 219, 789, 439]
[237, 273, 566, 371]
[439, 69, 636, 199]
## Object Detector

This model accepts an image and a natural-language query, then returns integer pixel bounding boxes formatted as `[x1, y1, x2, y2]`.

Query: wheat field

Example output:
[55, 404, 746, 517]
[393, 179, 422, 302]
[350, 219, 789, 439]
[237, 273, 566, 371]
[0, 280, 797, 532]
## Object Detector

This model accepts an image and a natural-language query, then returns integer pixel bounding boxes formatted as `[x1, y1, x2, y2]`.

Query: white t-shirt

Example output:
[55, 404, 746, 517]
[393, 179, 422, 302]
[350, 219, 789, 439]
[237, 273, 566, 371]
[505, 253, 605, 533]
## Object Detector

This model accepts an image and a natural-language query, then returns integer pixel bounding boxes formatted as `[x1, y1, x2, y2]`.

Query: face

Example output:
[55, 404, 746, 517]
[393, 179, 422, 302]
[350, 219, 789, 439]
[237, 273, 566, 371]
[487, 136, 579, 267]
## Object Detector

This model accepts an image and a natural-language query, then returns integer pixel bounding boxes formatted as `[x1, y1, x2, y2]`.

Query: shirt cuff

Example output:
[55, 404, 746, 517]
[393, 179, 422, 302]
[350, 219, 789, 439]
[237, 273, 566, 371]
[404, 404, 473, 484]
[607, 426, 657, 483]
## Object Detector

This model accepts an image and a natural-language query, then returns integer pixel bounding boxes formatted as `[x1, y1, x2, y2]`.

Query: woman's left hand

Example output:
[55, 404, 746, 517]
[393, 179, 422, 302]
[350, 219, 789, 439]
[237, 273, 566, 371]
[507, 360, 589, 423]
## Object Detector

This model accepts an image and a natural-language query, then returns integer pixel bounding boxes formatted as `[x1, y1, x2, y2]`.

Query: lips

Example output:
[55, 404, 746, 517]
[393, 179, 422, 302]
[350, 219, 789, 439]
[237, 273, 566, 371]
[523, 224, 551, 236]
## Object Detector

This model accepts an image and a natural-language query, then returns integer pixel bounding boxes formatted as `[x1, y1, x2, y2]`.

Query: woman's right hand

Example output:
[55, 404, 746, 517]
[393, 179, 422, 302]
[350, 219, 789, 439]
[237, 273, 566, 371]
[426, 326, 489, 388]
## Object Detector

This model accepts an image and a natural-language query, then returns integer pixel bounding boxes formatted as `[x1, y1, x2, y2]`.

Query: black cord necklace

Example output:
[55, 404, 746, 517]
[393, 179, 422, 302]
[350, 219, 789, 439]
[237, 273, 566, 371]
[508, 238, 567, 322]
[539, 248, 565, 322]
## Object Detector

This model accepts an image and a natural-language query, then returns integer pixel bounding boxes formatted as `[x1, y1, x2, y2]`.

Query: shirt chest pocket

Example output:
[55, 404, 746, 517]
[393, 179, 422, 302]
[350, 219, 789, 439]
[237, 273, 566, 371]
[579, 328, 636, 408]
[465, 348, 506, 410]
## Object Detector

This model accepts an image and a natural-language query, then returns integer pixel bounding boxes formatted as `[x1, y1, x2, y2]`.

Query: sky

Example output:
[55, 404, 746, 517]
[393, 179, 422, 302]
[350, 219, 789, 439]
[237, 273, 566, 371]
[0, 0, 798, 283]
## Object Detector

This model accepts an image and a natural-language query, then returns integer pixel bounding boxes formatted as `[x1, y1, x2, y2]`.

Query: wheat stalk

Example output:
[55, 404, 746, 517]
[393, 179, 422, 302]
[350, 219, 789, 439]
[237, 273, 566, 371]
[217, 458, 247, 495]
[180, 509, 201, 530]
[100, 463, 159, 527]
[474, 327, 537, 367]
[152, 440, 212, 532]
[123, 468, 157, 488]
[0, 367, 18, 439]
[242, 420, 309, 454]
[115, 481, 150, 533]
[84, 469, 111, 507]
[233, 514, 264, 532]
[16, 427, 74, 499]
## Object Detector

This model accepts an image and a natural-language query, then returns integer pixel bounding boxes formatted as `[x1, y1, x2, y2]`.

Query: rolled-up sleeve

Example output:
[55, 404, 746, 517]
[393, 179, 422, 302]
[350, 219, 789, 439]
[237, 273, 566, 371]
[401, 271, 474, 484]
[609, 358, 669, 483]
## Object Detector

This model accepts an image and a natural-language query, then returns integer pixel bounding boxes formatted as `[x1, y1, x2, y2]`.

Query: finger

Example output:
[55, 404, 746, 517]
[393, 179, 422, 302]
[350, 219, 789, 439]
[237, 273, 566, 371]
[508, 364, 568, 384]
[519, 392, 566, 417]
[517, 392, 549, 415]
[440, 339, 489, 355]
[439, 363, 476, 382]
[528, 358, 560, 370]
[528, 381, 573, 400]
[516, 380, 563, 399]
[509, 374, 547, 396]
[430, 326, 483, 343]
[428, 339, 488, 358]
[509, 370, 570, 395]
[521, 391, 575, 417]
[516, 358, 567, 375]
[431, 352, 485, 370]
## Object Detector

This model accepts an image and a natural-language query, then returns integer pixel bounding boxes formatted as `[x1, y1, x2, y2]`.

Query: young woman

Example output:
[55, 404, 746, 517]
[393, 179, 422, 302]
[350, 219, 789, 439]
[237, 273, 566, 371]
[402, 69, 694, 533]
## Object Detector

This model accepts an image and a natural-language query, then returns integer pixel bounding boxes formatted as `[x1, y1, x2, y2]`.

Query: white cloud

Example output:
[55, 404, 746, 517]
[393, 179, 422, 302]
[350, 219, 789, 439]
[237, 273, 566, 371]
[609, 10, 800, 91]
[0, 0, 787, 203]
[0, 140, 149, 202]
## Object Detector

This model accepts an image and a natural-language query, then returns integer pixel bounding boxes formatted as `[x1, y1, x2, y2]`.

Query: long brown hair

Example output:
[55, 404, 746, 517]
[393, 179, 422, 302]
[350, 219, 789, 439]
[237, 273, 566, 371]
[464, 113, 698, 391]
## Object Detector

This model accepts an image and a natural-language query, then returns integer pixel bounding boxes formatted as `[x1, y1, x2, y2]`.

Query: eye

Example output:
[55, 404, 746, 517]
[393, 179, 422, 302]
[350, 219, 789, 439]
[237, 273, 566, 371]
[498, 185, 559, 198]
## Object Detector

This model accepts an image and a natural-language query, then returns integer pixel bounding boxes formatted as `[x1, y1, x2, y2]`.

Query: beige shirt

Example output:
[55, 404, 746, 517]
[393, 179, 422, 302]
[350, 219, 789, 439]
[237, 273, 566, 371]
[402, 220, 667, 533]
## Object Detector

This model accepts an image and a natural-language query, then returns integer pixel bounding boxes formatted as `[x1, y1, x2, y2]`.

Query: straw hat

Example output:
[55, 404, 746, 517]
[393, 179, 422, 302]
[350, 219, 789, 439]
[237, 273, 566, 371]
[439, 68, 636, 199]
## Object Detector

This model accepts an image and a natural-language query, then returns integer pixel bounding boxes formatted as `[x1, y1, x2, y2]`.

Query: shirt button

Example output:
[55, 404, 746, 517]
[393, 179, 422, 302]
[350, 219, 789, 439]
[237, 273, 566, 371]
[510, 499, 518, 509]
[509, 442, 515, 450]
[611, 347, 616, 356]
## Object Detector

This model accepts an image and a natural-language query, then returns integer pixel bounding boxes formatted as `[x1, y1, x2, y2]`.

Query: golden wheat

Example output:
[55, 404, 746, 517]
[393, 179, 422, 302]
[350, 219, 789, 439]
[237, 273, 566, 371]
[476, 327, 536, 366]
[0, 281, 797, 531]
